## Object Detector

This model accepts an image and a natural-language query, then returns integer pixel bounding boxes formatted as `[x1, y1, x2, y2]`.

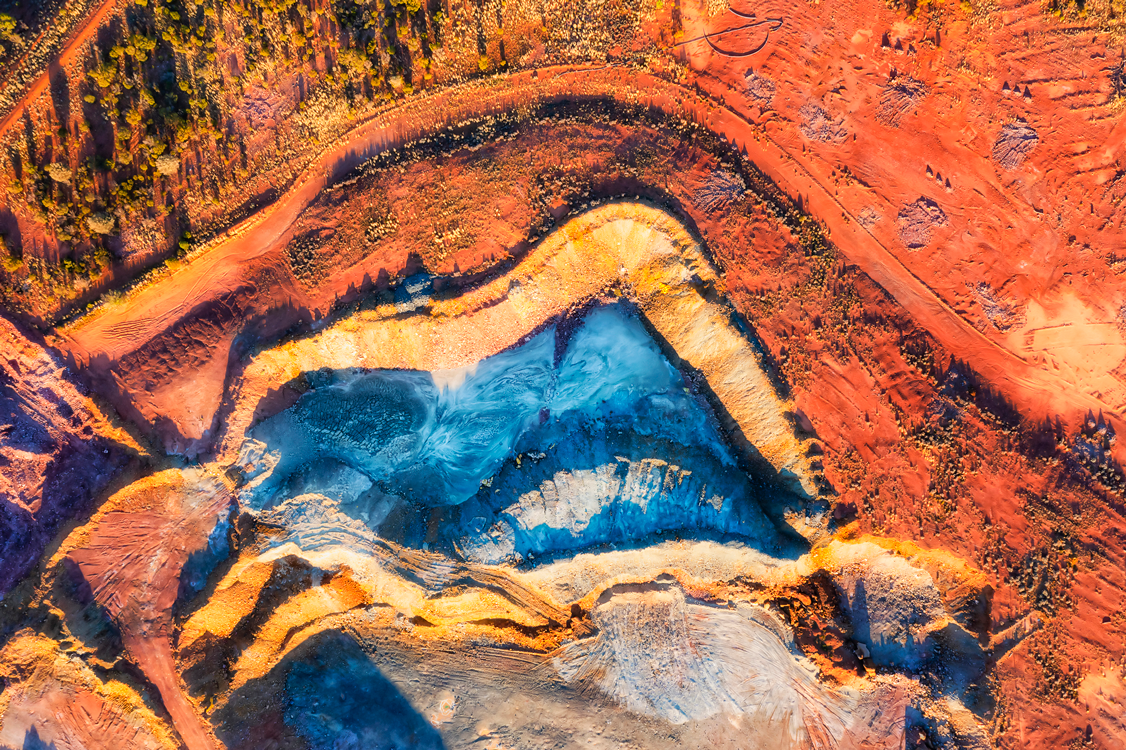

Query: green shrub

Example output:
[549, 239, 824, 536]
[45, 163, 72, 184]
[88, 62, 117, 88]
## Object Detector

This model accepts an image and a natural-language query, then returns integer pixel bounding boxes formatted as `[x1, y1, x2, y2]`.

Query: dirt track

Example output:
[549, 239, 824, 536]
[54, 64, 1123, 440]
[0, 0, 123, 139]
[63, 470, 230, 750]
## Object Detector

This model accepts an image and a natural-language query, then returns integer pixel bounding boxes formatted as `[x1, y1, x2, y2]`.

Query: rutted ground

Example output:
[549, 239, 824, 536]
[0, 313, 139, 596]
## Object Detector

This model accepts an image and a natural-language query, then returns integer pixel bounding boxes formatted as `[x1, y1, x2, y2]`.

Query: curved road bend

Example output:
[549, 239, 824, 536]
[55, 64, 1119, 432]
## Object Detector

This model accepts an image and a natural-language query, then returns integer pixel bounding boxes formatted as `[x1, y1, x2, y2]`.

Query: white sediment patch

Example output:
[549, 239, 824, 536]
[554, 586, 846, 729]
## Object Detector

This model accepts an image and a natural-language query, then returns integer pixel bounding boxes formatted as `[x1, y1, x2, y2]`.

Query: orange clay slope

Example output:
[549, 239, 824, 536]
[0, 632, 178, 750]
[48, 468, 232, 750]
[54, 64, 1125, 447]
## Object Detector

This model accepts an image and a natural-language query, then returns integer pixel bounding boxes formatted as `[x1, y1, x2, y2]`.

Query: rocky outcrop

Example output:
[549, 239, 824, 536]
[0, 314, 135, 596]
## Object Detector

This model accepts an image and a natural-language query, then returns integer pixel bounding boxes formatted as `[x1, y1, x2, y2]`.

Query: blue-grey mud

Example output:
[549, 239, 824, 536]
[243, 304, 798, 563]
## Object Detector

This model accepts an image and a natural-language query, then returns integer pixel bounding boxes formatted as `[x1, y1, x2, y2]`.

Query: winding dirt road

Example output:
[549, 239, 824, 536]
[54, 64, 1122, 438]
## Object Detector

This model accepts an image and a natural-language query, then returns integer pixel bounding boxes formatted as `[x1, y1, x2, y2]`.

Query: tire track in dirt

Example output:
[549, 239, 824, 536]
[64, 471, 232, 750]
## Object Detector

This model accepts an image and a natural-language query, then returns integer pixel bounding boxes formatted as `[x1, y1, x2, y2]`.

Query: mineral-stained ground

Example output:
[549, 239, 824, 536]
[2, 0, 1126, 748]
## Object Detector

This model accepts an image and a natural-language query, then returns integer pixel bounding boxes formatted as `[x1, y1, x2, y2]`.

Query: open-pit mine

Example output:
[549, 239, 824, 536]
[1, 0, 1126, 749]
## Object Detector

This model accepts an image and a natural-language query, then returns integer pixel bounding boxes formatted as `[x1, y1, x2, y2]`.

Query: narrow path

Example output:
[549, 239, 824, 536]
[0, 0, 123, 138]
[128, 637, 220, 750]
[63, 470, 230, 750]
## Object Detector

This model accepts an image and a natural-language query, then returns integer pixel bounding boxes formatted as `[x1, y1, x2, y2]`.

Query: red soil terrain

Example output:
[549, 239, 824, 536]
[1, 0, 1126, 748]
[0, 313, 137, 595]
[66, 470, 231, 750]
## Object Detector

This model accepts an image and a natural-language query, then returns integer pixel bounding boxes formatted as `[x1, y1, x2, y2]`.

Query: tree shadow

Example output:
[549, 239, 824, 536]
[937, 356, 1022, 428]
[8, 727, 59, 750]
[48, 64, 69, 131]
